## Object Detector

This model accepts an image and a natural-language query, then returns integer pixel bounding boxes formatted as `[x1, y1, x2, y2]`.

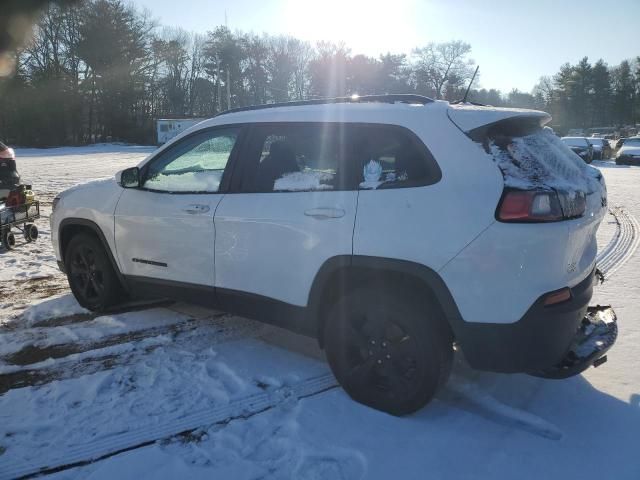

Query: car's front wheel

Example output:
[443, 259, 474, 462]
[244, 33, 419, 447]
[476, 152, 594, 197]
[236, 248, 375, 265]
[324, 287, 453, 415]
[65, 233, 123, 311]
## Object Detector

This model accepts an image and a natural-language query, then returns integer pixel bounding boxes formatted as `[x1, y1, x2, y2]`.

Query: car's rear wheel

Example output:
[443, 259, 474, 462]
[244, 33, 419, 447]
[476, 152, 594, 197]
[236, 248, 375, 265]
[65, 233, 123, 311]
[324, 288, 453, 415]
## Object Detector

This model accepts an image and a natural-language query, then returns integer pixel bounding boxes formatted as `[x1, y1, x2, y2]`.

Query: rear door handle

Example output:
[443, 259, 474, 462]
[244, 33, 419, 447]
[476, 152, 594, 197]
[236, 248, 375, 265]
[182, 204, 210, 214]
[304, 208, 345, 219]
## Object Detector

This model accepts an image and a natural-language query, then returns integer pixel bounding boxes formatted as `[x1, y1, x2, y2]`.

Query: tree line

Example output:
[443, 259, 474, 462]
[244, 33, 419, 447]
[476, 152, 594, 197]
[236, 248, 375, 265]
[0, 0, 638, 146]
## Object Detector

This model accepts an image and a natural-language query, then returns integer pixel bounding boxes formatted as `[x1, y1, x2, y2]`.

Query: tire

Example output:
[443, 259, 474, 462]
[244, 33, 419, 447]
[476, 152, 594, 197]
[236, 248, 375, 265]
[324, 287, 453, 416]
[64, 233, 123, 311]
[24, 224, 38, 242]
[1, 229, 16, 250]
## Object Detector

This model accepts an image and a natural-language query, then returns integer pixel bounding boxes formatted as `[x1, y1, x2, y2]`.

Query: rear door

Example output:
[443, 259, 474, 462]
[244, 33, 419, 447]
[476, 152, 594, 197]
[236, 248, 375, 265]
[213, 123, 358, 307]
[114, 126, 242, 286]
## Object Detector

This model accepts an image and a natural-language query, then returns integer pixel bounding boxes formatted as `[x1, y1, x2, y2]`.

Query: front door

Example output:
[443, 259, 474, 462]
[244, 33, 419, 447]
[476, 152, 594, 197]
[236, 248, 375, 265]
[114, 126, 241, 287]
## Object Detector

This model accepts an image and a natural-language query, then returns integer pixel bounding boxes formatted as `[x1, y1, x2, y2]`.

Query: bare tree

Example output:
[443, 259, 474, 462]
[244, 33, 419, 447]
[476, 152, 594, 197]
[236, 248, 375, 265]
[412, 41, 474, 100]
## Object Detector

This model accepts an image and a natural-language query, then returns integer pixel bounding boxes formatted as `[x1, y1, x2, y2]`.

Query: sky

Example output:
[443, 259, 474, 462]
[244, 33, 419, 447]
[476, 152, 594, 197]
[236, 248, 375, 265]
[133, 0, 640, 93]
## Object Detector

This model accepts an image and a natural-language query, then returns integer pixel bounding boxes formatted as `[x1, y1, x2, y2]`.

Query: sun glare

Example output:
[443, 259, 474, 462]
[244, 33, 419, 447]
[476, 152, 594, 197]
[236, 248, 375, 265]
[283, 0, 417, 55]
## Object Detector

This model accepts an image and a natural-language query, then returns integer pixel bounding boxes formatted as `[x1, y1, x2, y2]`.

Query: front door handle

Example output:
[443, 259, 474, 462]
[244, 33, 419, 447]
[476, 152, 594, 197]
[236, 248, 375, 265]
[304, 207, 345, 219]
[182, 204, 210, 214]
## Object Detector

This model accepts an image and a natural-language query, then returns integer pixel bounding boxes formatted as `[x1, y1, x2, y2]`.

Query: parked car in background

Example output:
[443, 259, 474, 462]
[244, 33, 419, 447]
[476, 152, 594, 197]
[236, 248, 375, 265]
[0, 142, 19, 201]
[587, 137, 612, 160]
[567, 128, 585, 136]
[615, 137, 640, 165]
[561, 137, 594, 163]
[50, 95, 614, 415]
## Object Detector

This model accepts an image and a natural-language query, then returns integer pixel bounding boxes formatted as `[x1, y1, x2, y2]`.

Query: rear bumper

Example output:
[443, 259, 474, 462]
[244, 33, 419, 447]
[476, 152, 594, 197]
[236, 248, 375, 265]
[457, 269, 601, 374]
[532, 305, 617, 379]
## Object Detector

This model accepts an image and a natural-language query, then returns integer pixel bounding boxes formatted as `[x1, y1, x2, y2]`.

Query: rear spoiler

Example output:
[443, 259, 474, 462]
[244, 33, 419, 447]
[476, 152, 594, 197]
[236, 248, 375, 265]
[447, 104, 552, 142]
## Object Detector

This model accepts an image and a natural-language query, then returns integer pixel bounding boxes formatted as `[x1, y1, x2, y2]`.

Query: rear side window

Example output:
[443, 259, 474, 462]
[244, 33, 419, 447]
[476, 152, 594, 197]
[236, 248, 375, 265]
[249, 126, 341, 192]
[238, 123, 439, 192]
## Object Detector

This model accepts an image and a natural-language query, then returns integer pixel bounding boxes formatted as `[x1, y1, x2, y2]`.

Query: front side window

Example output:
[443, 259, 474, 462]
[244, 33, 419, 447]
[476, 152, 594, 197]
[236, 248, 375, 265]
[143, 128, 239, 193]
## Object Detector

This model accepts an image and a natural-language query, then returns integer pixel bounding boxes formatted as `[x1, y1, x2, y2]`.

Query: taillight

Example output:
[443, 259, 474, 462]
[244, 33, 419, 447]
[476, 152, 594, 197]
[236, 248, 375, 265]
[497, 189, 585, 222]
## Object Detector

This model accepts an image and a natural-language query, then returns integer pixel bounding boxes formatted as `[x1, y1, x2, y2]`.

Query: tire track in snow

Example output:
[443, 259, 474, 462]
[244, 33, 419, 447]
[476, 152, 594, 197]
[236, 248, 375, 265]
[0, 373, 338, 480]
[596, 207, 640, 280]
[0, 315, 265, 394]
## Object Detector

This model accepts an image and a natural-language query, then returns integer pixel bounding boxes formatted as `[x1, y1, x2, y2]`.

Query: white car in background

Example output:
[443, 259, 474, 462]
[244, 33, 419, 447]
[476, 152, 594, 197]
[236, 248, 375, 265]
[50, 95, 616, 415]
[615, 137, 640, 165]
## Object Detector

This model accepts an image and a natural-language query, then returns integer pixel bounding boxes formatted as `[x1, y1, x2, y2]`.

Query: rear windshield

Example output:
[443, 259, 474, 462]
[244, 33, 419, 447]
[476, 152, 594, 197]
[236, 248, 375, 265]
[561, 137, 588, 147]
[483, 126, 602, 195]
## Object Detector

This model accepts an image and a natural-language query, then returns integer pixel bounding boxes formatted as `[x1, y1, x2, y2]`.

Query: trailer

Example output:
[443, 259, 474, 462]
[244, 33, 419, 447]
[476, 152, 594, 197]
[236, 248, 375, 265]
[0, 201, 40, 249]
[156, 118, 206, 145]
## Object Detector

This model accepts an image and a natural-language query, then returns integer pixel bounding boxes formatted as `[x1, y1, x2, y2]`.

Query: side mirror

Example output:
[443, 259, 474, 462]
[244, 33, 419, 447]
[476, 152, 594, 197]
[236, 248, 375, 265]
[116, 167, 140, 188]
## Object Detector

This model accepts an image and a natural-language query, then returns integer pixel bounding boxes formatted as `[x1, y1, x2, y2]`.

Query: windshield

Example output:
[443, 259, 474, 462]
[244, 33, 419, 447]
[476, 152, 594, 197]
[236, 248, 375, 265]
[623, 138, 640, 147]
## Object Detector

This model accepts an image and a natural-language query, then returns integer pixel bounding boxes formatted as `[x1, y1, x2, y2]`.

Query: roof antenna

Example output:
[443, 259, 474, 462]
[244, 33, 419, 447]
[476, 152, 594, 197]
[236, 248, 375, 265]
[461, 65, 479, 103]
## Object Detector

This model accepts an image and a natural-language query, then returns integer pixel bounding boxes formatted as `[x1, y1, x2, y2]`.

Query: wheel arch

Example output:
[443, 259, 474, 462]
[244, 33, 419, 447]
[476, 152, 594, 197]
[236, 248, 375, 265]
[59, 218, 128, 291]
[309, 255, 464, 347]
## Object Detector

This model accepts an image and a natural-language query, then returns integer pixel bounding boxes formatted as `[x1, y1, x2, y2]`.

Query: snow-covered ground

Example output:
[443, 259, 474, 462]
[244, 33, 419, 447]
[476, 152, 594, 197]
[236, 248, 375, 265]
[1, 148, 640, 479]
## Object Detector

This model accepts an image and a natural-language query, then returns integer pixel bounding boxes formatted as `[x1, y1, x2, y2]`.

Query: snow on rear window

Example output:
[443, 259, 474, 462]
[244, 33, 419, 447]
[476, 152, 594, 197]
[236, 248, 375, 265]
[488, 127, 602, 194]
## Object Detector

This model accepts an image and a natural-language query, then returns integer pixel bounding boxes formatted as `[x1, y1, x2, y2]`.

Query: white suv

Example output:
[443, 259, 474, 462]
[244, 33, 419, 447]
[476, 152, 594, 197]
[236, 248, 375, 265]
[51, 95, 616, 415]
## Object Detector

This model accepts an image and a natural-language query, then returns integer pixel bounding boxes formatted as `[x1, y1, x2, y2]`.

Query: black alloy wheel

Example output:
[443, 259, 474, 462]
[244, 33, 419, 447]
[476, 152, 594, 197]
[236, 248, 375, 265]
[65, 234, 123, 311]
[70, 244, 105, 303]
[341, 313, 423, 407]
[324, 288, 453, 416]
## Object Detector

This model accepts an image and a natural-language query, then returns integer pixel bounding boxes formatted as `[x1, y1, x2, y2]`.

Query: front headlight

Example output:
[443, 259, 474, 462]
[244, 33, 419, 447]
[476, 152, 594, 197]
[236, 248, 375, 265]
[52, 196, 61, 212]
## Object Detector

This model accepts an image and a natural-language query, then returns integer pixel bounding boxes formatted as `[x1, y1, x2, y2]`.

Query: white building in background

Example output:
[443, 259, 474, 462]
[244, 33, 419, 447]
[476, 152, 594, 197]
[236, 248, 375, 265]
[156, 118, 207, 145]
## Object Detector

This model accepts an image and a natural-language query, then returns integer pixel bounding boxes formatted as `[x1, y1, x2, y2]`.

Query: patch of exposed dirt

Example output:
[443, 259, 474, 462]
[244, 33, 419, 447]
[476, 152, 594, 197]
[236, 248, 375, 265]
[0, 275, 69, 327]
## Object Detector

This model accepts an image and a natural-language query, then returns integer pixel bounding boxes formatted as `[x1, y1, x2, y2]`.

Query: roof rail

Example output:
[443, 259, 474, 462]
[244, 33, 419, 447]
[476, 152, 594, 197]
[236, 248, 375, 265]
[215, 94, 434, 117]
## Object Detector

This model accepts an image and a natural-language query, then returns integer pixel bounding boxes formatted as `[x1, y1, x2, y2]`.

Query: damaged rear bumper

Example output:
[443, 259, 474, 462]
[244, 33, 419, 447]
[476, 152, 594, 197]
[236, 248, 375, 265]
[532, 305, 617, 379]
[456, 269, 617, 376]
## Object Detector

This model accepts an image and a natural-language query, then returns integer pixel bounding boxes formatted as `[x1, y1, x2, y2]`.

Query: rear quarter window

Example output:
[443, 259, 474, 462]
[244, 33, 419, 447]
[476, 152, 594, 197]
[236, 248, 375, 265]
[348, 124, 441, 190]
